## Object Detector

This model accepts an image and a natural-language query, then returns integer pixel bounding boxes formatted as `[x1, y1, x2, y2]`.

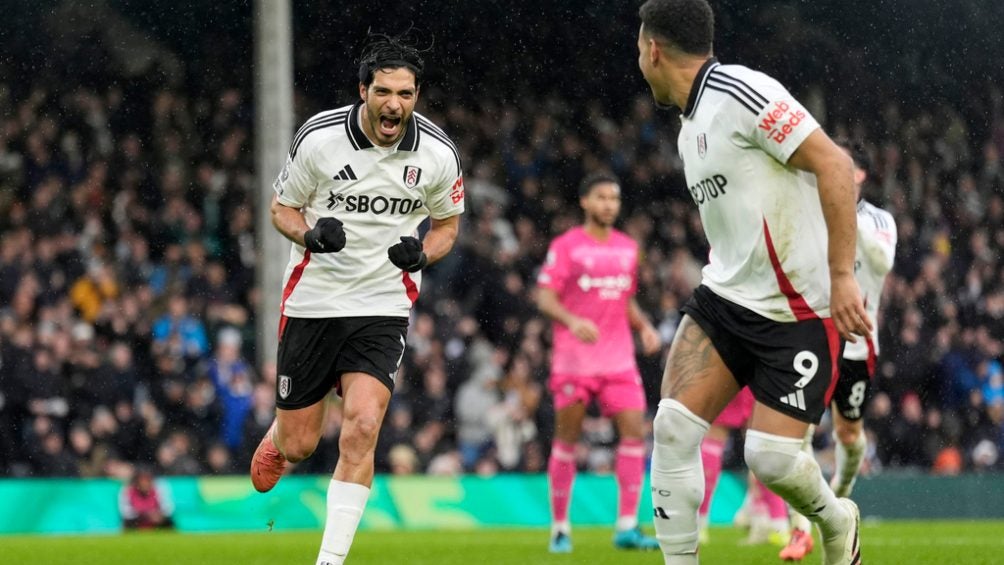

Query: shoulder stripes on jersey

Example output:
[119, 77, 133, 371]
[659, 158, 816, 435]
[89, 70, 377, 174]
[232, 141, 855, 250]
[710, 70, 769, 106]
[416, 115, 462, 176]
[289, 109, 349, 159]
[706, 71, 766, 116]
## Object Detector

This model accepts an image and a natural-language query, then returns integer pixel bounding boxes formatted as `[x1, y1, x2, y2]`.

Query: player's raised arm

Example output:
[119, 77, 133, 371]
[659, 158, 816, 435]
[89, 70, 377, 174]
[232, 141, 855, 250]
[788, 130, 872, 343]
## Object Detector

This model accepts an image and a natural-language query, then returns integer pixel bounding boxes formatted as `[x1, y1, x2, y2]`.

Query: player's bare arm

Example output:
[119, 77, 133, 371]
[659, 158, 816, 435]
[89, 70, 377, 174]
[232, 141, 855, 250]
[535, 287, 599, 343]
[628, 297, 661, 355]
[420, 215, 461, 264]
[788, 130, 872, 343]
[270, 194, 309, 246]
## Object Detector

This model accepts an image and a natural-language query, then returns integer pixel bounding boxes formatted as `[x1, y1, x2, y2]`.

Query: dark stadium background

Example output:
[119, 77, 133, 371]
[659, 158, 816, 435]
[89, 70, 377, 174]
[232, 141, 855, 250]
[0, 0, 1002, 503]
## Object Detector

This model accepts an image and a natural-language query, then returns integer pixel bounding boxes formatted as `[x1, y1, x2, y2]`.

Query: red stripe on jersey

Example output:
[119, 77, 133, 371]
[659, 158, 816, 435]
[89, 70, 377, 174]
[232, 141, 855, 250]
[762, 218, 818, 321]
[865, 336, 877, 378]
[278, 250, 312, 339]
[402, 271, 419, 305]
[822, 318, 842, 405]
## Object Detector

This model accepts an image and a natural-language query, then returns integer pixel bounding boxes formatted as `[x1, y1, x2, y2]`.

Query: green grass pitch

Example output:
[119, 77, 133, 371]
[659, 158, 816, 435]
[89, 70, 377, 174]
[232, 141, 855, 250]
[4, 521, 1003, 564]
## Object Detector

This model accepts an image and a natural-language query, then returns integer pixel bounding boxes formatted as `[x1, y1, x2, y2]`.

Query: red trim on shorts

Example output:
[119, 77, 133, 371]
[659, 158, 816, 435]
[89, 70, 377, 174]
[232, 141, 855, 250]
[762, 218, 818, 321]
[822, 318, 842, 405]
[402, 271, 419, 305]
[865, 337, 877, 378]
[278, 249, 311, 339]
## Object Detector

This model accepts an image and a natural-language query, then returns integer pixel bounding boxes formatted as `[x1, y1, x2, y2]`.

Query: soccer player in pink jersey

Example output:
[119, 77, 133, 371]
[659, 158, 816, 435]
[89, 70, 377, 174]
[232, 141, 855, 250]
[536, 173, 663, 553]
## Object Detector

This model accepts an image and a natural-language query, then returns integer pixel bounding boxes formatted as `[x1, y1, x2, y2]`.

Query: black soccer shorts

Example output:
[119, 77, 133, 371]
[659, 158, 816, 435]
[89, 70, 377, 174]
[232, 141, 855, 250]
[681, 285, 844, 424]
[275, 316, 408, 409]
[831, 358, 872, 422]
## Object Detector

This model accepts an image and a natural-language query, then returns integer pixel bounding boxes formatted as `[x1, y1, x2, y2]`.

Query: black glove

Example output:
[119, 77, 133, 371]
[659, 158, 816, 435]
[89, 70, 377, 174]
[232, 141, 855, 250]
[388, 236, 428, 272]
[303, 217, 346, 253]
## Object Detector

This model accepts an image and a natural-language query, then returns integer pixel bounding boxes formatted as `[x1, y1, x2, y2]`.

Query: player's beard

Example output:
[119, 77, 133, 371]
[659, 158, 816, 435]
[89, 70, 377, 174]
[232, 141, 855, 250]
[587, 211, 615, 229]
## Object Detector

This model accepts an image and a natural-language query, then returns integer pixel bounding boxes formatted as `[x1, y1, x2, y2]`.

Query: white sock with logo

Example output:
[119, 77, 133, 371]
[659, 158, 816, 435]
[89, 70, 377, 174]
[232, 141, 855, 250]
[650, 399, 709, 564]
[316, 480, 370, 565]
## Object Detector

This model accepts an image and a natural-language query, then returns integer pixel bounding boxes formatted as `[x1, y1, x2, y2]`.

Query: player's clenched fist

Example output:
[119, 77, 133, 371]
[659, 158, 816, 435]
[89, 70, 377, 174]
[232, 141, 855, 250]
[304, 217, 346, 253]
[388, 236, 428, 272]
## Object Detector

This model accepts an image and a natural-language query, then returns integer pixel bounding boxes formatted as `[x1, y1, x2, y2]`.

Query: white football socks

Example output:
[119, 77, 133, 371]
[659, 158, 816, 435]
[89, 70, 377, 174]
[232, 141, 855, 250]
[316, 479, 370, 565]
[789, 425, 814, 533]
[831, 430, 866, 498]
[744, 430, 850, 540]
[650, 399, 709, 564]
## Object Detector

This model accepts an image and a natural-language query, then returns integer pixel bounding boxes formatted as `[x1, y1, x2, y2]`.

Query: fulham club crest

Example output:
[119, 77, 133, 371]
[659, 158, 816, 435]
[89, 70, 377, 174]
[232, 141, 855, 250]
[278, 375, 291, 400]
[403, 166, 422, 189]
[697, 133, 707, 159]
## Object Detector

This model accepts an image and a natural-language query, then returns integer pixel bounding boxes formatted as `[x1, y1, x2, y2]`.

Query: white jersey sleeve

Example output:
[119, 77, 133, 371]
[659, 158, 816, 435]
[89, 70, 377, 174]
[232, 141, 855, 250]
[273, 110, 342, 208]
[844, 200, 897, 360]
[415, 116, 465, 220]
[732, 76, 820, 165]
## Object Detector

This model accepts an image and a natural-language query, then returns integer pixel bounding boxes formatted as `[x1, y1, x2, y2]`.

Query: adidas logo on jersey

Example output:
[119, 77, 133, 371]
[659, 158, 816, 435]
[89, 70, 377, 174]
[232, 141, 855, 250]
[333, 164, 357, 181]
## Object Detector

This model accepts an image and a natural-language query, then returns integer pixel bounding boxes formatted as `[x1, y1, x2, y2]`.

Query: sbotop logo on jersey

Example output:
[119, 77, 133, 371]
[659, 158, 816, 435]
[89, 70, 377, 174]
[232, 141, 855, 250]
[697, 133, 707, 159]
[577, 274, 632, 300]
[403, 166, 422, 189]
[326, 191, 424, 215]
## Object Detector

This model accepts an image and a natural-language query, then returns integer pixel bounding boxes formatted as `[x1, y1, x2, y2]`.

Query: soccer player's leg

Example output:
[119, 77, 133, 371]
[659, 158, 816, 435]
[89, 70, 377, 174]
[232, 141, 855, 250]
[547, 376, 590, 553]
[253, 317, 338, 492]
[699, 388, 753, 544]
[780, 425, 815, 561]
[252, 402, 327, 492]
[605, 372, 657, 551]
[744, 319, 859, 565]
[697, 424, 729, 544]
[315, 371, 392, 565]
[829, 359, 871, 498]
[315, 317, 405, 565]
[651, 316, 741, 564]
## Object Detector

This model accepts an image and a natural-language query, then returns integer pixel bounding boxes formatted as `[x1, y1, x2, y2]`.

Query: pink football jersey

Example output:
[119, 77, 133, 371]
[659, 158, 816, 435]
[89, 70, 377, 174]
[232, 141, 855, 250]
[537, 227, 639, 377]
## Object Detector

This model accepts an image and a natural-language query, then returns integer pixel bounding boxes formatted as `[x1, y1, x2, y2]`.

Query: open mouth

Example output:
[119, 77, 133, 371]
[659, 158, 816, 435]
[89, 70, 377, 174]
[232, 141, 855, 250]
[379, 114, 402, 137]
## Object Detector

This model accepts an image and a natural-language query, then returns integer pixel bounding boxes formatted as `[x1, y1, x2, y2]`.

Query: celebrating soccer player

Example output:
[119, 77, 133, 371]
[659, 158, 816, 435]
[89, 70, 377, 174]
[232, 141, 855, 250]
[636, 1, 871, 564]
[250, 32, 464, 565]
[535, 173, 663, 553]
[781, 143, 897, 561]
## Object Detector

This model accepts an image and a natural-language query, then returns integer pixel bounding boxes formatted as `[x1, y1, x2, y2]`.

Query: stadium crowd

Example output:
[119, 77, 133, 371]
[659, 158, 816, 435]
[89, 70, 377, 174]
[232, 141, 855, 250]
[0, 6, 1002, 482]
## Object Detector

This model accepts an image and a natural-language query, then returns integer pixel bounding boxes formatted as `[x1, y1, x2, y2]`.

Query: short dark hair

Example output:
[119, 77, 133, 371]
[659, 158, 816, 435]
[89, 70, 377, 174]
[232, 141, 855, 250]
[639, 0, 714, 55]
[357, 31, 426, 87]
[579, 172, 621, 197]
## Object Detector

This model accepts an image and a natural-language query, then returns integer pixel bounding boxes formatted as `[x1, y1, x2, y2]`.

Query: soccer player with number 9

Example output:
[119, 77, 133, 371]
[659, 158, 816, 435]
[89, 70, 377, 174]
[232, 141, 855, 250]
[636, 1, 871, 563]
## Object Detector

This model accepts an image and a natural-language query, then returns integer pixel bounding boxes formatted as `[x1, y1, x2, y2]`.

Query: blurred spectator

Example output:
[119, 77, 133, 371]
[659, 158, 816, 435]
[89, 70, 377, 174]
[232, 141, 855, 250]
[119, 467, 175, 530]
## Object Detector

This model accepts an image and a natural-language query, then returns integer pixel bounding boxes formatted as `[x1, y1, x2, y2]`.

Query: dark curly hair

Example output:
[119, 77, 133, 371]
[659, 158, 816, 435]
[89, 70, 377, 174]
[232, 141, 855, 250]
[357, 30, 426, 87]
[639, 0, 714, 55]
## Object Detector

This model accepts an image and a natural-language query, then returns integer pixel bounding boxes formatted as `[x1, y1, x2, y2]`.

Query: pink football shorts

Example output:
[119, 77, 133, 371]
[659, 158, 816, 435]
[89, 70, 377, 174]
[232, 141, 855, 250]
[549, 369, 647, 416]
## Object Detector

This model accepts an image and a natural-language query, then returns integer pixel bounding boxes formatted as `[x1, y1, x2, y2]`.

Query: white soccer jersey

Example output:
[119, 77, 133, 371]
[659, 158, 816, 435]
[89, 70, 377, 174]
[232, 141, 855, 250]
[677, 58, 829, 322]
[843, 199, 896, 361]
[273, 102, 465, 319]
